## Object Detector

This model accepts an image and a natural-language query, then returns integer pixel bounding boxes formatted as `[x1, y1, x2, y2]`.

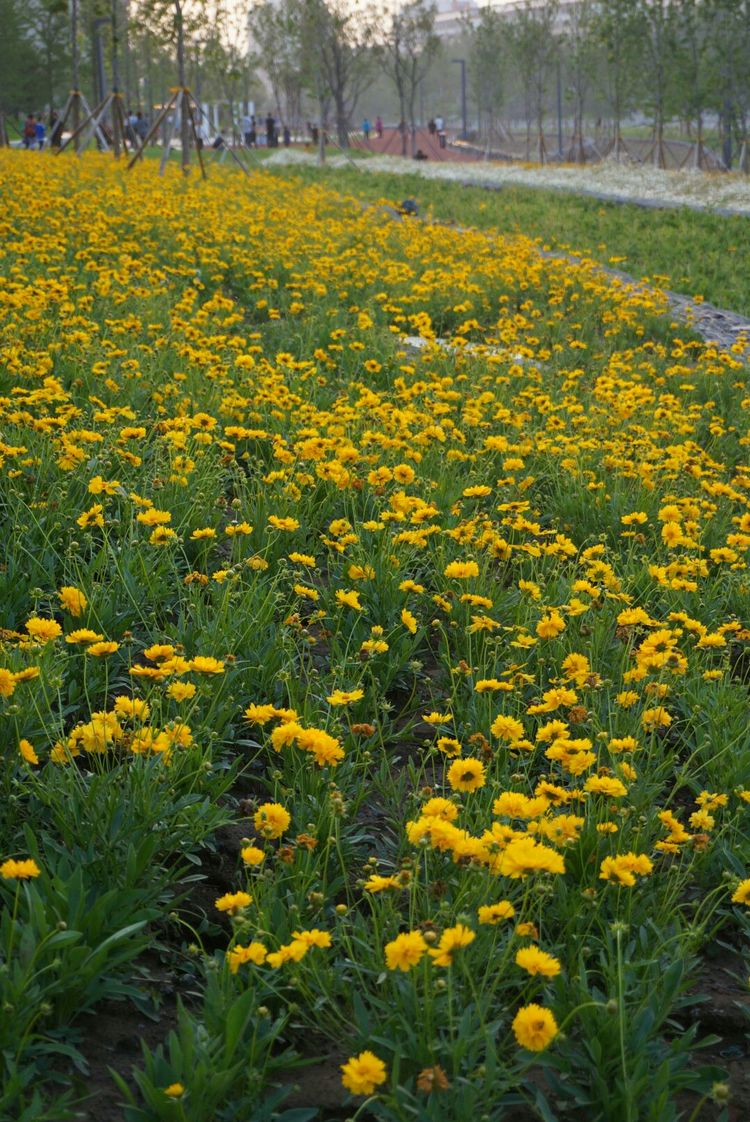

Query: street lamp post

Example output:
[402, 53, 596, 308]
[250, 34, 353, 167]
[451, 58, 467, 140]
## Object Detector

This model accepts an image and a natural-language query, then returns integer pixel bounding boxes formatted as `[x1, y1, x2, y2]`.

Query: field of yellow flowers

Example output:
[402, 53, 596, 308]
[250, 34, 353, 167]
[2, 150, 750, 1121]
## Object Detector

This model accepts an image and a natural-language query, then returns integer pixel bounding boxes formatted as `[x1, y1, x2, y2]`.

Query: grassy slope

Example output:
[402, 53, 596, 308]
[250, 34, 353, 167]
[266, 162, 750, 317]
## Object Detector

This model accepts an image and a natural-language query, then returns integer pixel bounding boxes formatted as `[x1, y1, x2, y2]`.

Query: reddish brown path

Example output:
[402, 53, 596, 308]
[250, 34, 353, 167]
[349, 126, 480, 163]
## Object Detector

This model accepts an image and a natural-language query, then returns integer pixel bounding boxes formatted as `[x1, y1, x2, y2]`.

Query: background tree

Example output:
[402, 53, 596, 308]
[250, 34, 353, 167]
[562, 0, 597, 161]
[670, 0, 711, 165]
[636, 0, 679, 166]
[0, 0, 44, 118]
[705, 0, 750, 169]
[300, 0, 377, 149]
[509, 0, 559, 161]
[251, 0, 305, 136]
[594, 0, 640, 159]
[380, 0, 439, 155]
[28, 0, 70, 114]
[201, 3, 256, 142]
[468, 7, 507, 154]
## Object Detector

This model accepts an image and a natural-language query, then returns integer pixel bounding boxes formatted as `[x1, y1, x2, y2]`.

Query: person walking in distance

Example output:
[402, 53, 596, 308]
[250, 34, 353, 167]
[23, 114, 36, 148]
[265, 112, 276, 148]
[136, 112, 149, 144]
[375, 115, 383, 138]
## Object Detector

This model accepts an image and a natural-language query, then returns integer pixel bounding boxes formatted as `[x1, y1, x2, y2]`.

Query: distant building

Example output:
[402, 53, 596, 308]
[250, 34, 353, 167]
[433, 0, 579, 38]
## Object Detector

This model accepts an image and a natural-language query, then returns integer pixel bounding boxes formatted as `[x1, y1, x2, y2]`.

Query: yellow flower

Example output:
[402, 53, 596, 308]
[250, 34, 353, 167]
[428, 923, 475, 966]
[167, 681, 197, 702]
[19, 739, 39, 765]
[0, 669, 16, 698]
[493, 792, 549, 819]
[512, 1004, 558, 1051]
[444, 560, 479, 579]
[515, 946, 561, 978]
[384, 930, 428, 971]
[475, 678, 512, 692]
[422, 711, 451, 725]
[66, 629, 104, 644]
[497, 838, 565, 878]
[149, 527, 178, 546]
[227, 941, 267, 972]
[436, 736, 462, 757]
[421, 797, 458, 820]
[113, 697, 150, 721]
[137, 508, 171, 526]
[641, 707, 672, 731]
[478, 901, 515, 925]
[491, 714, 525, 742]
[214, 890, 252, 914]
[1, 858, 41, 880]
[77, 503, 104, 529]
[341, 1050, 387, 1096]
[190, 656, 225, 674]
[364, 874, 401, 893]
[446, 757, 485, 793]
[86, 641, 119, 657]
[268, 515, 299, 532]
[326, 688, 364, 706]
[254, 802, 291, 839]
[58, 586, 87, 617]
[25, 617, 62, 643]
[731, 878, 750, 905]
[163, 1083, 185, 1098]
[584, 776, 628, 798]
[240, 845, 265, 866]
[294, 583, 319, 601]
[599, 852, 654, 886]
[401, 608, 417, 633]
[536, 611, 566, 639]
[336, 589, 362, 611]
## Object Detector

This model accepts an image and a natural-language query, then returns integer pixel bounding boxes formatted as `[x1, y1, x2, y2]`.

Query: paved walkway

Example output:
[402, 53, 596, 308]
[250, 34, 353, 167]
[350, 127, 473, 164]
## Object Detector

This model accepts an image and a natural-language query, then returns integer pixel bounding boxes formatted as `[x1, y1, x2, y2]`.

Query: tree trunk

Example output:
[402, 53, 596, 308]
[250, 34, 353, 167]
[652, 100, 666, 168]
[536, 109, 546, 164]
[332, 87, 348, 147]
[691, 114, 704, 169]
[175, 2, 190, 173]
[317, 93, 326, 165]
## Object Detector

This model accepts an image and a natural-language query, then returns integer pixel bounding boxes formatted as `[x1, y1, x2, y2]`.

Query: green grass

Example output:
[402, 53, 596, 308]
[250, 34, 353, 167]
[267, 162, 750, 316]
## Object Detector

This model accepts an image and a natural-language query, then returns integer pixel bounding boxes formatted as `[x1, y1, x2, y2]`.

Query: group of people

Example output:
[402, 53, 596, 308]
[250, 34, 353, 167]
[362, 117, 384, 141]
[240, 113, 291, 149]
[22, 113, 55, 149]
[22, 108, 151, 150]
[20, 105, 447, 155]
[360, 115, 447, 149]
